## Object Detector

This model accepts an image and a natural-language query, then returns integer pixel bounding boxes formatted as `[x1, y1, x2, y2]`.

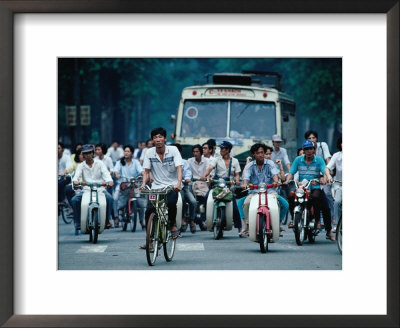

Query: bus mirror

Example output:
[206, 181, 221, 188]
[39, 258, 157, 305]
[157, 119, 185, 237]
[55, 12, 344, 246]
[170, 114, 176, 123]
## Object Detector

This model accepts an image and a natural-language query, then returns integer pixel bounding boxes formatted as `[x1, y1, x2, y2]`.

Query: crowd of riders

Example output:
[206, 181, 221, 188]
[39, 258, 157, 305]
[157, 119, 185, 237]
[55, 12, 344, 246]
[58, 127, 342, 242]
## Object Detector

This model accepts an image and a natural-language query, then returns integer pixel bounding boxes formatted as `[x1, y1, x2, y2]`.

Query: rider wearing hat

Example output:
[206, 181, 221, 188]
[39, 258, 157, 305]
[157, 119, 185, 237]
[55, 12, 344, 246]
[284, 140, 335, 241]
[201, 140, 243, 236]
[71, 144, 114, 234]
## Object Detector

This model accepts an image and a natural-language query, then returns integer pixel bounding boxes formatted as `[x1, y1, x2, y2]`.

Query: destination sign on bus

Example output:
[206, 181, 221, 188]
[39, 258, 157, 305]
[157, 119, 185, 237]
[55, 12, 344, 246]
[205, 88, 255, 98]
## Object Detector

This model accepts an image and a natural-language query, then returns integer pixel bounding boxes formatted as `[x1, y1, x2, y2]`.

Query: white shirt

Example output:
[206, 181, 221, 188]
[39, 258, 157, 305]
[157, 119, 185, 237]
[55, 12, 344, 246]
[58, 153, 72, 175]
[316, 142, 331, 161]
[97, 155, 114, 171]
[188, 157, 210, 179]
[327, 151, 342, 181]
[106, 147, 124, 163]
[72, 159, 113, 185]
[143, 146, 183, 189]
[210, 156, 241, 179]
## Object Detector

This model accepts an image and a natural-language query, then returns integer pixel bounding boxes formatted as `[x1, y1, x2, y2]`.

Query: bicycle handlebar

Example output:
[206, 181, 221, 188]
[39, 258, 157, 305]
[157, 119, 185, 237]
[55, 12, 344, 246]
[140, 185, 174, 195]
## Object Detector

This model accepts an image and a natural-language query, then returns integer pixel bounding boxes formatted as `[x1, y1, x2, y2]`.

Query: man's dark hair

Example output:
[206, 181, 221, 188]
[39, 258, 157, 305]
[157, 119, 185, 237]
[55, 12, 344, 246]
[58, 142, 64, 149]
[95, 143, 107, 155]
[336, 136, 342, 151]
[297, 148, 303, 156]
[151, 127, 167, 139]
[73, 148, 83, 163]
[192, 144, 203, 154]
[304, 130, 319, 140]
[250, 143, 267, 154]
[121, 144, 135, 166]
[145, 139, 153, 147]
[172, 143, 182, 154]
[202, 142, 209, 149]
[206, 139, 216, 147]
[266, 146, 273, 153]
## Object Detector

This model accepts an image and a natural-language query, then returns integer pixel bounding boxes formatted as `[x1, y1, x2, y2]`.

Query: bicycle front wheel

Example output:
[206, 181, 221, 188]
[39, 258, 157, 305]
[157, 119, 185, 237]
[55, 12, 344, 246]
[163, 222, 176, 262]
[146, 212, 159, 266]
[336, 215, 342, 254]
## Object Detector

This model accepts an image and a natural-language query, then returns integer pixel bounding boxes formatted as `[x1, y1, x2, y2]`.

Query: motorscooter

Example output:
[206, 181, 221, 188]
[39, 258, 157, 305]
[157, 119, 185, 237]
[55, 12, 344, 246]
[247, 183, 280, 253]
[289, 179, 320, 246]
[181, 179, 207, 233]
[75, 182, 107, 243]
[206, 178, 236, 240]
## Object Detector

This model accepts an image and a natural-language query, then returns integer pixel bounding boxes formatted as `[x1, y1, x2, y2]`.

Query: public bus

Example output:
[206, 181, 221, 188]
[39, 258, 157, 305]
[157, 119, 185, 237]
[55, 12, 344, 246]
[171, 72, 297, 165]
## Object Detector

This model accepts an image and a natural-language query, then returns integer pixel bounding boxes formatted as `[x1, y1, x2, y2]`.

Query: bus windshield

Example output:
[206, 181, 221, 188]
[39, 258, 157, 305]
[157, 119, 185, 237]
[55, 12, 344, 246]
[230, 101, 276, 139]
[180, 100, 276, 139]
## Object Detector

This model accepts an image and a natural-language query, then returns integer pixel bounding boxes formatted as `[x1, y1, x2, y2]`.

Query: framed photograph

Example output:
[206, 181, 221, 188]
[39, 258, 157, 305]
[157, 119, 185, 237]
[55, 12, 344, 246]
[1, 1, 398, 327]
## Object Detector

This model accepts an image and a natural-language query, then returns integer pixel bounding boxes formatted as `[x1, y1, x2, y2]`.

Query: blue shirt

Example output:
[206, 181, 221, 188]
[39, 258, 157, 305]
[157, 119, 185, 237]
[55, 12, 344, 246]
[181, 159, 193, 188]
[290, 155, 326, 190]
[243, 159, 279, 194]
[114, 159, 144, 190]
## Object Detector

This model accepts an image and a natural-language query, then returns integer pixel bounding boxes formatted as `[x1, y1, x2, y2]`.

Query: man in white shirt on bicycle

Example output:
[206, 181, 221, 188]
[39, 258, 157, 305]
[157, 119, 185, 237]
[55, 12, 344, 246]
[140, 127, 183, 243]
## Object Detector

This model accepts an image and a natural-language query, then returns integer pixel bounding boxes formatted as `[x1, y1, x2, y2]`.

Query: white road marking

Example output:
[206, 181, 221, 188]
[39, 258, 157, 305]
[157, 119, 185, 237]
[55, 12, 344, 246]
[76, 245, 108, 253]
[176, 243, 204, 251]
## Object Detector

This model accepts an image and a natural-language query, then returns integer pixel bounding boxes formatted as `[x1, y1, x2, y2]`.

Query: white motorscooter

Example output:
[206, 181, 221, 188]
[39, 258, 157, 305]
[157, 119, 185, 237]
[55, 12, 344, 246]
[247, 183, 281, 253]
[78, 182, 107, 243]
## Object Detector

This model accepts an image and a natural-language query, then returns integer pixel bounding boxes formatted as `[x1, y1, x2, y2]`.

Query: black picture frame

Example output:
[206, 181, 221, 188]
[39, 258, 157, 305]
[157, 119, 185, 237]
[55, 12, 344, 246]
[0, 1, 398, 327]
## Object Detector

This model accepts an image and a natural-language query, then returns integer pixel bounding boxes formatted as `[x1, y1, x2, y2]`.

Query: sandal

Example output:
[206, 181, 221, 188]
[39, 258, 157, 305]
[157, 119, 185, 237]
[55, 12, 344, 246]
[288, 221, 294, 229]
[139, 244, 146, 250]
[171, 228, 180, 239]
[326, 232, 336, 241]
[180, 224, 187, 232]
[239, 229, 249, 238]
[190, 222, 196, 234]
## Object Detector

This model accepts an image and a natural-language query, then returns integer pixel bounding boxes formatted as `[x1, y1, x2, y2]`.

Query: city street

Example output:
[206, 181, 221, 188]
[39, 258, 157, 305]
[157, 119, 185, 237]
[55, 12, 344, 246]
[58, 216, 342, 270]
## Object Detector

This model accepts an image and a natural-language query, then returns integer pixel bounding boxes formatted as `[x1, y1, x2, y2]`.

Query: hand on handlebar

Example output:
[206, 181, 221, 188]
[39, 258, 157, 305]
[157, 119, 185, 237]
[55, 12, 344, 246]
[108, 181, 114, 187]
[173, 184, 181, 192]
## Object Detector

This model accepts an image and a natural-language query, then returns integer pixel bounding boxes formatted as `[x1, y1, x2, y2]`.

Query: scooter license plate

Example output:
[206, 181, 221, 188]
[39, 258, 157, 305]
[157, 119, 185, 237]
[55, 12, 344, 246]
[149, 194, 156, 201]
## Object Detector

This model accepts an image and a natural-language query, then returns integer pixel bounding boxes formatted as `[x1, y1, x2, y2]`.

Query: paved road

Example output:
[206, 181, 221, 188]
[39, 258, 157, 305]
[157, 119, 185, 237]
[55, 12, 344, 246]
[58, 216, 342, 270]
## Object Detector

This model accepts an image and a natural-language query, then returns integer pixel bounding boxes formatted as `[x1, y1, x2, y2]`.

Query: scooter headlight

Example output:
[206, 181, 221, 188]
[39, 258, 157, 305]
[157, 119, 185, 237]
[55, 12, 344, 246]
[295, 189, 305, 198]
[258, 183, 267, 193]
[218, 178, 226, 188]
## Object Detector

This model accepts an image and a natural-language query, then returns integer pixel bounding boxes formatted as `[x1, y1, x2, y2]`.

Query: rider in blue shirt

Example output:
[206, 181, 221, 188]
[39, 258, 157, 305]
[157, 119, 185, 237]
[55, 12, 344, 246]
[284, 140, 335, 241]
[242, 143, 289, 235]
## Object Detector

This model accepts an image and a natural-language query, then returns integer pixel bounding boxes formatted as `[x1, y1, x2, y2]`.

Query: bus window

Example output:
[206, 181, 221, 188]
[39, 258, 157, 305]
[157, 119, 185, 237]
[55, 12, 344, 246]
[181, 100, 228, 138]
[230, 101, 276, 139]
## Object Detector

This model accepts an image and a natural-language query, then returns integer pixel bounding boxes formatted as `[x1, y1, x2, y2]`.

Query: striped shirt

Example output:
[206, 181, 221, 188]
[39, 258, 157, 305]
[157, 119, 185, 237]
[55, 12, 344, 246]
[290, 155, 326, 190]
[143, 146, 183, 189]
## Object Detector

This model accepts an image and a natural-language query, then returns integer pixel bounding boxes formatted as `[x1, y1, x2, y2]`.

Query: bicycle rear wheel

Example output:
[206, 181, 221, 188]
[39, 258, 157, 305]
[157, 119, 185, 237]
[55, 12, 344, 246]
[59, 203, 73, 224]
[163, 222, 176, 262]
[146, 212, 159, 266]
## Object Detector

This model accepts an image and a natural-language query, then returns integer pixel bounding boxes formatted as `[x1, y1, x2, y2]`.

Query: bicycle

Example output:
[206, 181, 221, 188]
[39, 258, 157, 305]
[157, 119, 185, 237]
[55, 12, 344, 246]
[58, 175, 73, 224]
[58, 201, 73, 224]
[118, 176, 143, 232]
[331, 179, 342, 254]
[141, 185, 177, 266]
